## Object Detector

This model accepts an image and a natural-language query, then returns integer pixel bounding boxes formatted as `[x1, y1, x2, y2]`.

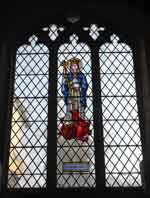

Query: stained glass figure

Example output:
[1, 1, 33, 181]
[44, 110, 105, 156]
[59, 58, 91, 141]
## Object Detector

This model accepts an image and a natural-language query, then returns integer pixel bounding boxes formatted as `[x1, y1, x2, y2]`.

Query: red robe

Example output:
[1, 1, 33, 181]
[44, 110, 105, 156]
[59, 111, 91, 141]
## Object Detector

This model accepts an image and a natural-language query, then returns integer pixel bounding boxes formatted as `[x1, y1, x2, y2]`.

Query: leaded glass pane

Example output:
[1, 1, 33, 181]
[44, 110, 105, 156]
[99, 34, 143, 187]
[8, 35, 49, 188]
[57, 34, 95, 188]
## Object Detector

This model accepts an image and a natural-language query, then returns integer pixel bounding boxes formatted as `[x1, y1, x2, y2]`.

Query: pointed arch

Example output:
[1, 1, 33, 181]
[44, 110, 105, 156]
[99, 34, 143, 187]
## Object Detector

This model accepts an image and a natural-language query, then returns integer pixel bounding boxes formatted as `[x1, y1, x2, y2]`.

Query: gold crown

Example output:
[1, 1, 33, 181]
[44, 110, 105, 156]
[69, 58, 81, 65]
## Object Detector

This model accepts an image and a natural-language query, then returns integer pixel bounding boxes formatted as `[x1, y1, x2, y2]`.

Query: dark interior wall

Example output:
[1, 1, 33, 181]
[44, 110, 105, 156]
[0, 1, 149, 40]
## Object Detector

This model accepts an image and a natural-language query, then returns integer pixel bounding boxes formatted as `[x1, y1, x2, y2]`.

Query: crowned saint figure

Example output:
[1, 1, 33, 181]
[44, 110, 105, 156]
[59, 58, 91, 141]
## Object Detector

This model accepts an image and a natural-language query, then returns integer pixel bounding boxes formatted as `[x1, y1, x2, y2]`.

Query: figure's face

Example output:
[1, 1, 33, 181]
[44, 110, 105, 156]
[71, 63, 79, 73]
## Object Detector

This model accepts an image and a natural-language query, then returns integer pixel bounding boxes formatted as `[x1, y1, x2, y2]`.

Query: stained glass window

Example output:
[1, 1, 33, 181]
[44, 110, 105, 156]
[57, 34, 95, 187]
[6, 23, 143, 190]
[99, 34, 143, 187]
[8, 35, 49, 188]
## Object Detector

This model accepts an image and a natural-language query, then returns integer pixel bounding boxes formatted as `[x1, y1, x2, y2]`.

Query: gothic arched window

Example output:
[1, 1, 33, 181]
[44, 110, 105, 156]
[99, 35, 142, 187]
[6, 22, 143, 191]
[8, 35, 49, 188]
